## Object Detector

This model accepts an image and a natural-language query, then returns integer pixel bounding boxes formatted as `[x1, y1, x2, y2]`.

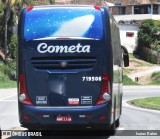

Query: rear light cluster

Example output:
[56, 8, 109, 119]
[26, 6, 33, 12]
[19, 74, 33, 106]
[94, 6, 101, 11]
[95, 73, 111, 105]
[23, 116, 30, 120]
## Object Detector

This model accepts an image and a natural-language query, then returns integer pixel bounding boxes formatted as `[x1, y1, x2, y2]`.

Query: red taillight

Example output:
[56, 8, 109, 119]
[19, 74, 33, 106]
[99, 116, 106, 121]
[23, 116, 30, 120]
[101, 73, 109, 93]
[95, 73, 110, 105]
[94, 6, 101, 11]
[26, 6, 33, 12]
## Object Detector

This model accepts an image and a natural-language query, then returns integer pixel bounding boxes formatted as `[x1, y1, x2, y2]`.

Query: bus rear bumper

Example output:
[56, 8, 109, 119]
[19, 103, 112, 130]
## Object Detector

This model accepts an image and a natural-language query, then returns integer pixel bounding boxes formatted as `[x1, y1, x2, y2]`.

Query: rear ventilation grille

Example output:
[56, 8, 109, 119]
[31, 57, 96, 71]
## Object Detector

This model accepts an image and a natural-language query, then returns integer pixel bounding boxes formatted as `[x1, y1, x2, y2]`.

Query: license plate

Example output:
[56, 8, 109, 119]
[56, 116, 72, 122]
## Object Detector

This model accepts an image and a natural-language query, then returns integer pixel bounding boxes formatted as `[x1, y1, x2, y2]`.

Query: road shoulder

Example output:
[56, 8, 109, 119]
[0, 88, 17, 99]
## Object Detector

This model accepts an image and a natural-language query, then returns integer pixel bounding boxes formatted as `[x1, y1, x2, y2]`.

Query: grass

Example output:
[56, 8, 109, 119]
[129, 97, 160, 110]
[123, 68, 135, 75]
[148, 71, 160, 85]
[0, 62, 17, 88]
[151, 71, 160, 79]
[124, 54, 156, 75]
[124, 54, 160, 85]
[149, 80, 160, 85]
[123, 75, 139, 85]
[0, 72, 16, 88]
[129, 53, 155, 67]
[129, 53, 134, 59]
[0, 80, 16, 88]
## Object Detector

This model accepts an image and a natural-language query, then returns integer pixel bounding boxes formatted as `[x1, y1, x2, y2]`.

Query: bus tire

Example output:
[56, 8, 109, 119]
[115, 118, 120, 128]
[109, 98, 116, 135]
[109, 122, 116, 135]
[120, 95, 123, 115]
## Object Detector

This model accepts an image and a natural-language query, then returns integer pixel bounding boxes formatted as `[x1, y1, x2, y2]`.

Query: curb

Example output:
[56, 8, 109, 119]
[123, 98, 160, 114]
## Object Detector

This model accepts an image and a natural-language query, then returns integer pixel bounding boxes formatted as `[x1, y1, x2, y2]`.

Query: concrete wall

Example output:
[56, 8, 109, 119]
[114, 14, 160, 22]
[111, 7, 119, 15]
[126, 5, 132, 14]
[119, 24, 139, 53]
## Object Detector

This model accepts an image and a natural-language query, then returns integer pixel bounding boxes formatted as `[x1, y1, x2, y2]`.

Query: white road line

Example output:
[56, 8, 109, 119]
[0, 94, 16, 100]
[117, 127, 125, 130]
[0, 100, 17, 102]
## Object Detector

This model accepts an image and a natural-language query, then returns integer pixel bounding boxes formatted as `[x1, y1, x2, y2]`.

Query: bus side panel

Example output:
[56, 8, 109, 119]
[101, 7, 113, 126]
[109, 15, 122, 124]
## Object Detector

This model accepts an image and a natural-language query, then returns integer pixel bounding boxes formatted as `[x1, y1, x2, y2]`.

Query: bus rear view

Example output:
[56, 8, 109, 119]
[18, 5, 124, 131]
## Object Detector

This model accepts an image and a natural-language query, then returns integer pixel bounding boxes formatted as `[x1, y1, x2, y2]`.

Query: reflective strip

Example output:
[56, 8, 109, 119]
[111, 108, 114, 113]
[111, 106, 121, 113]
[36, 106, 93, 109]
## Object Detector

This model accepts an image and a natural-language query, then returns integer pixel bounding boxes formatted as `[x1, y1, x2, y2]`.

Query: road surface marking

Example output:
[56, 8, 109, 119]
[0, 94, 16, 100]
[117, 127, 125, 130]
[0, 100, 17, 102]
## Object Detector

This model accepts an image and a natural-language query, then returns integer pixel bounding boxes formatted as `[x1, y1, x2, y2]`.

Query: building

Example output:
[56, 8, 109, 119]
[107, 0, 160, 53]
[109, 2, 160, 21]
[118, 21, 139, 53]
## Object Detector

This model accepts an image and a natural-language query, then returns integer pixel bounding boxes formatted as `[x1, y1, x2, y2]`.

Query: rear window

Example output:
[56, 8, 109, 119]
[24, 7, 103, 41]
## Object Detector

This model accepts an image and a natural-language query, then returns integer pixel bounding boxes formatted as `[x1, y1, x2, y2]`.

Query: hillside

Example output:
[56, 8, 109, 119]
[32, 0, 160, 5]
[124, 54, 160, 85]
[33, 0, 106, 5]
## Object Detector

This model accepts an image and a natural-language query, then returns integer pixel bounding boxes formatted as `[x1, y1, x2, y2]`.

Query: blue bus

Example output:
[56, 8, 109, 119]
[17, 5, 129, 132]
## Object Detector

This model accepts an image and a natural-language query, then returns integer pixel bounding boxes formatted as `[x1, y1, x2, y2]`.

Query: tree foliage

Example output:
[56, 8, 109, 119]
[8, 34, 17, 59]
[134, 19, 160, 64]
[138, 19, 160, 51]
[0, 0, 56, 61]
[0, 0, 22, 61]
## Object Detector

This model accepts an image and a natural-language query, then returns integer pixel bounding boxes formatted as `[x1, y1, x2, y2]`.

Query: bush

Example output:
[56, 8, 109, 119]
[8, 34, 17, 59]
[23, 0, 35, 5]
[137, 19, 160, 51]
[138, 19, 155, 48]
[151, 72, 160, 81]
[0, 60, 16, 80]
[134, 20, 160, 64]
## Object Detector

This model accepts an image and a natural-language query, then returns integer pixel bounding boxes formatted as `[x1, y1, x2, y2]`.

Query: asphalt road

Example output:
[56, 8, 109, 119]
[0, 86, 160, 139]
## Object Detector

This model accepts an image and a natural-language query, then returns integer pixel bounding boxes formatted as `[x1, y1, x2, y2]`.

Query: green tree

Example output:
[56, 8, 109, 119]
[8, 34, 17, 59]
[137, 19, 160, 51]
[0, 0, 22, 61]
[138, 19, 154, 48]
[49, 0, 55, 4]
[134, 19, 160, 64]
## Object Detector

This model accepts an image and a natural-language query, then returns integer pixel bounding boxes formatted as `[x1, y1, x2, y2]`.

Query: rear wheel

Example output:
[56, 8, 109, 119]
[109, 97, 116, 135]
[109, 121, 116, 135]
[115, 118, 120, 128]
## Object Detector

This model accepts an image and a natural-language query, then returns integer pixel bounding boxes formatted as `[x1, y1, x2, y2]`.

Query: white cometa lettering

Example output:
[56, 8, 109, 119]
[37, 43, 90, 53]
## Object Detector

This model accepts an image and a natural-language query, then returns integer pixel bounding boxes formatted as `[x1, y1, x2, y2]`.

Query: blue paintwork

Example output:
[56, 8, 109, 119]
[24, 7, 103, 41]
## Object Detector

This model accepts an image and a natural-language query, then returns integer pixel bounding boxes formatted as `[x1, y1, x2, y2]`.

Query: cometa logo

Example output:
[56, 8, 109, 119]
[37, 43, 90, 53]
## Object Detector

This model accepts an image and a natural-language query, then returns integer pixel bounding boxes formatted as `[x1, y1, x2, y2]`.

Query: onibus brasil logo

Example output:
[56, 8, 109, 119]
[37, 43, 90, 53]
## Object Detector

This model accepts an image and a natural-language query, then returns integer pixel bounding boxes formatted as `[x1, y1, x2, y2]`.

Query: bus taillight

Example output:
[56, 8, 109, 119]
[94, 6, 101, 11]
[19, 74, 33, 106]
[95, 73, 111, 105]
[26, 6, 33, 12]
